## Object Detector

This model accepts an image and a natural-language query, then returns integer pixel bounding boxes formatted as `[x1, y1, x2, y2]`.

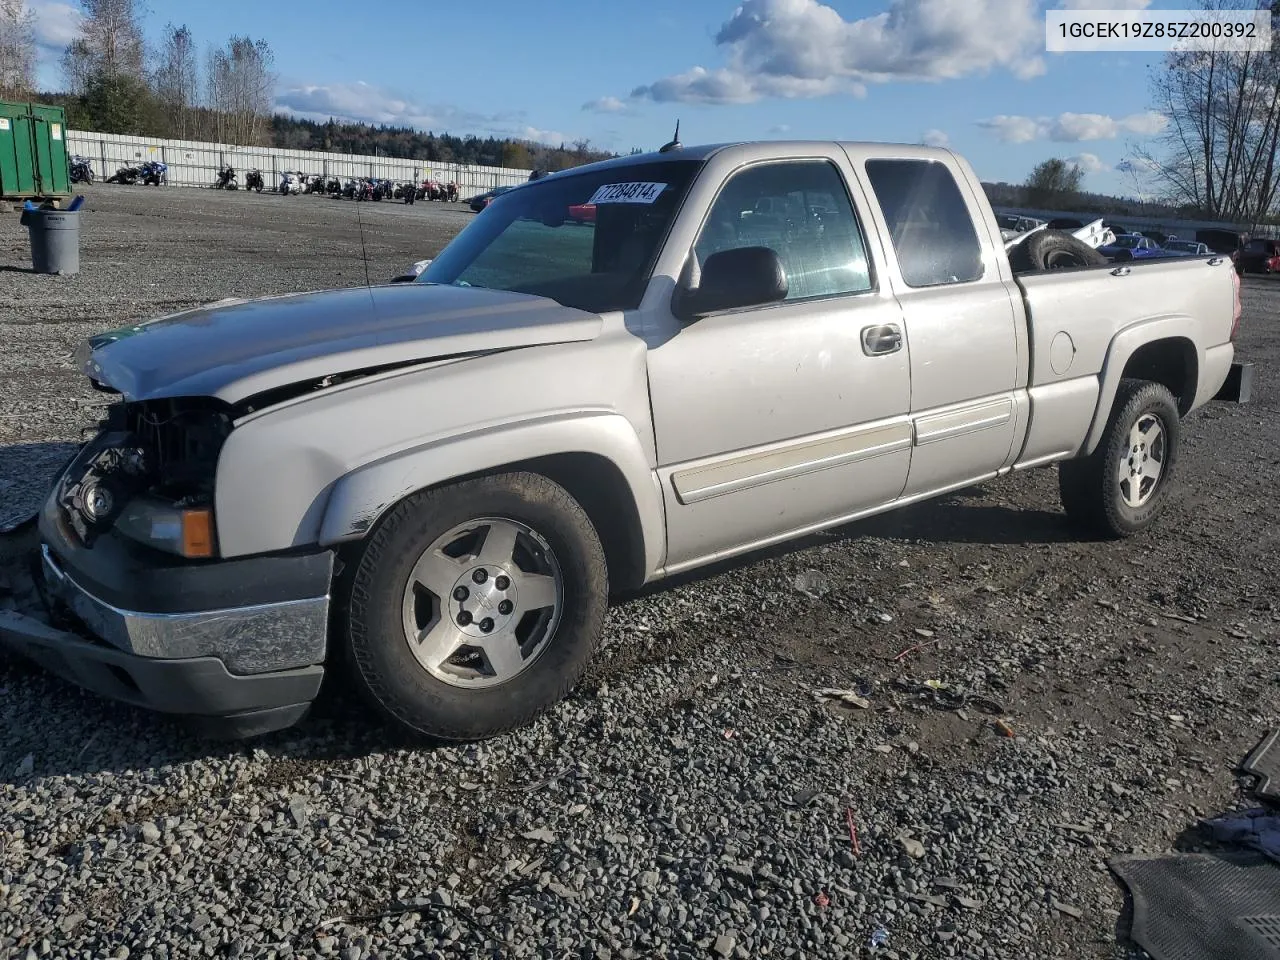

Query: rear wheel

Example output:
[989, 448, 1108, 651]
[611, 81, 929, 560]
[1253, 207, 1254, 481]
[346, 472, 608, 740]
[1059, 379, 1180, 538]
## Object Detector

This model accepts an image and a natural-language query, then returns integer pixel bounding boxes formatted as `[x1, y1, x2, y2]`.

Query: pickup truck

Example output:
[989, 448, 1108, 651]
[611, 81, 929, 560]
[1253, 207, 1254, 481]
[0, 140, 1250, 741]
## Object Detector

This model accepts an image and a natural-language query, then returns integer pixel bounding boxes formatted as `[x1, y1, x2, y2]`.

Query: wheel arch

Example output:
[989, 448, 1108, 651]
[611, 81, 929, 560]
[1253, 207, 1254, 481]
[1081, 319, 1201, 455]
[320, 413, 665, 593]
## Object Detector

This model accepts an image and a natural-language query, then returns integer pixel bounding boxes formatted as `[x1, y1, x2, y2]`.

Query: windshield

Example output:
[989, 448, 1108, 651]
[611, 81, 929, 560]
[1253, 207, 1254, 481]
[421, 160, 703, 313]
[1112, 236, 1141, 249]
[1166, 241, 1197, 252]
[997, 215, 1018, 229]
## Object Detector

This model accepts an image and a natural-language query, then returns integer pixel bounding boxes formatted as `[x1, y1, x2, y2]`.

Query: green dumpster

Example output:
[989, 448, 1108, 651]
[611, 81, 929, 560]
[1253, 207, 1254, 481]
[0, 100, 72, 201]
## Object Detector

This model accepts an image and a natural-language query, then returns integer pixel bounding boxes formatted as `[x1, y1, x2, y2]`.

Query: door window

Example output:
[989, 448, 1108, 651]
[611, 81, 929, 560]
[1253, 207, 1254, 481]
[693, 160, 873, 301]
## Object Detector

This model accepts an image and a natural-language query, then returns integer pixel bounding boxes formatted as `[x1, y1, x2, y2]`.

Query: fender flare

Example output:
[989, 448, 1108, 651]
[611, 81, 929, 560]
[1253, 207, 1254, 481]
[318, 411, 666, 579]
[1081, 315, 1201, 455]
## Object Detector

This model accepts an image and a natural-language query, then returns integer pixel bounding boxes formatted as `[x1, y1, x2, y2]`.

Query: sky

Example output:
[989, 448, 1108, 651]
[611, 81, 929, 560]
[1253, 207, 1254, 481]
[25, 0, 1200, 195]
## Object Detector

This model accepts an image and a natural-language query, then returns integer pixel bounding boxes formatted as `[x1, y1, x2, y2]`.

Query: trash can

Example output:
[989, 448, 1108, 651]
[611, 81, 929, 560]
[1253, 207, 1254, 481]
[20, 206, 79, 275]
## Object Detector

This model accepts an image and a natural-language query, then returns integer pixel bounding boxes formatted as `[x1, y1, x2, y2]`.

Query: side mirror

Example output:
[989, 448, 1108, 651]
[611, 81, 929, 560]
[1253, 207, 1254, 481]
[676, 246, 787, 321]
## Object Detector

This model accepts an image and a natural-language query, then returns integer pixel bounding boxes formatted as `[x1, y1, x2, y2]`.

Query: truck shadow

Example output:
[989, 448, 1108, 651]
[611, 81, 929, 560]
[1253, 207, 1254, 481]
[621, 488, 1085, 602]
[3, 472, 1082, 777]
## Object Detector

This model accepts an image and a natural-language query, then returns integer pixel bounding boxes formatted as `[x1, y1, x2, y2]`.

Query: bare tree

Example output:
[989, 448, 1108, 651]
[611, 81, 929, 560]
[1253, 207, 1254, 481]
[0, 0, 36, 100]
[62, 0, 145, 83]
[151, 23, 198, 138]
[1136, 0, 1280, 226]
[206, 36, 275, 145]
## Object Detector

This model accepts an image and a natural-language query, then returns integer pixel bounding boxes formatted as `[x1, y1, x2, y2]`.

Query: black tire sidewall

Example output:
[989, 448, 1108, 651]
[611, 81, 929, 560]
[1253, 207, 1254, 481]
[1097, 382, 1181, 535]
[346, 473, 608, 741]
[1011, 230, 1107, 272]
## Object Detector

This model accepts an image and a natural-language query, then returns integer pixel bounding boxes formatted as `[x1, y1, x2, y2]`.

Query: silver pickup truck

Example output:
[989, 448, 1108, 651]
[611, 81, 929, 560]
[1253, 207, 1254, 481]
[0, 140, 1250, 741]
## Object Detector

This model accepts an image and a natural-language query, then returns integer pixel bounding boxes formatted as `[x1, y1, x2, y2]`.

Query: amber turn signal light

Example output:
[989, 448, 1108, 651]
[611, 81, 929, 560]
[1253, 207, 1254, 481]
[181, 508, 215, 558]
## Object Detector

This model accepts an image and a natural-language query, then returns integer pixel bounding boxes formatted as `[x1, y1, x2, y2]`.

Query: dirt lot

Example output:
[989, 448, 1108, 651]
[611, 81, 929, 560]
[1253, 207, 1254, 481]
[0, 186, 1277, 960]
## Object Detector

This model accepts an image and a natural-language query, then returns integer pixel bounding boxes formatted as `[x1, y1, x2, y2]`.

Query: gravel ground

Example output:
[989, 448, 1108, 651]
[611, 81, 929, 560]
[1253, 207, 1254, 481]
[1, 186, 1278, 960]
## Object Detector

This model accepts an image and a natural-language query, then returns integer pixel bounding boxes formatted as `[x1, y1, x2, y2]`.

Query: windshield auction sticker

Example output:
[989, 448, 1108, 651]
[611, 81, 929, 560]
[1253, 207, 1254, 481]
[587, 182, 668, 204]
[1047, 8, 1271, 52]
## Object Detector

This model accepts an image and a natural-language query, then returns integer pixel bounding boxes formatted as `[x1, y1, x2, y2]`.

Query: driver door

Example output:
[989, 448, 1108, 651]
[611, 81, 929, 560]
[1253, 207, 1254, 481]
[645, 154, 913, 570]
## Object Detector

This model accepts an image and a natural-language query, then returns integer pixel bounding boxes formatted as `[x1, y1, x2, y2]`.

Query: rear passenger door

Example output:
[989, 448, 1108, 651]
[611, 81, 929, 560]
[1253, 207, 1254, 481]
[853, 153, 1023, 498]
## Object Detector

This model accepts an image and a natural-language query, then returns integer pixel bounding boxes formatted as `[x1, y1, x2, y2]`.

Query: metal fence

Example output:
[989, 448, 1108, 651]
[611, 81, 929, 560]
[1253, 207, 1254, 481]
[66, 130, 533, 196]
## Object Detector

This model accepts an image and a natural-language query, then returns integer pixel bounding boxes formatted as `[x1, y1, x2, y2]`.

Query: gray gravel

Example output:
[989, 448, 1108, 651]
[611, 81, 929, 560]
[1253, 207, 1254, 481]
[2, 186, 1278, 959]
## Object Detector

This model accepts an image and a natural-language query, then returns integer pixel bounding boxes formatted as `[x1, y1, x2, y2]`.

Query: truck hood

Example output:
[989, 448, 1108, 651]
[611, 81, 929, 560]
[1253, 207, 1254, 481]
[80, 284, 602, 404]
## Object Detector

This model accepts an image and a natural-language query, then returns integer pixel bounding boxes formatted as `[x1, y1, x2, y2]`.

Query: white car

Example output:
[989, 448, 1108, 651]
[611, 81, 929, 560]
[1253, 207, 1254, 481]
[997, 213, 1046, 242]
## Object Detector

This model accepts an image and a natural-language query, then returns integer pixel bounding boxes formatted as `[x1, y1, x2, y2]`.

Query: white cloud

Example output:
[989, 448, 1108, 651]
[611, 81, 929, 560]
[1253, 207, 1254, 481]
[274, 81, 576, 145]
[1069, 152, 1109, 174]
[518, 125, 573, 147]
[582, 96, 631, 114]
[1060, 0, 1151, 8]
[976, 115, 1043, 143]
[29, 0, 81, 49]
[630, 0, 1045, 106]
[922, 128, 950, 147]
[978, 110, 1168, 142]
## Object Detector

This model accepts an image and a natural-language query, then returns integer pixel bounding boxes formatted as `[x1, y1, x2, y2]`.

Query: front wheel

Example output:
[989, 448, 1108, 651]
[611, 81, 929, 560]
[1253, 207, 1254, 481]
[1058, 379, 1181, 538]
[346, 472, 608, 741]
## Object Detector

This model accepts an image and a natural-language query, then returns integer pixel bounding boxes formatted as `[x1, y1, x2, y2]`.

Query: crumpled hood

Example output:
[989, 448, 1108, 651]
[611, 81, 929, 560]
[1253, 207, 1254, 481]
[81, 284, 602, 404]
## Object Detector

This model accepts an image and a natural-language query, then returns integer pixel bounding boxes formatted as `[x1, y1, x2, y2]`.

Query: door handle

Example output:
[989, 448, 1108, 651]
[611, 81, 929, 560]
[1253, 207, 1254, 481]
[861, 323, 903, 356]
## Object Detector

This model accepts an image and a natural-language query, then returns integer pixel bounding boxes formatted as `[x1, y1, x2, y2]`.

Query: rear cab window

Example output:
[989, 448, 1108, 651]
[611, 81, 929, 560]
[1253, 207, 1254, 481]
[863, 159, 984, 288]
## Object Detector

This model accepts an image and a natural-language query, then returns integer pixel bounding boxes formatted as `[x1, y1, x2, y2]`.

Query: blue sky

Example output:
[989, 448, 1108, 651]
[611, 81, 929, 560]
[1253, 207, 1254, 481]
[29, 0, 1198, 194]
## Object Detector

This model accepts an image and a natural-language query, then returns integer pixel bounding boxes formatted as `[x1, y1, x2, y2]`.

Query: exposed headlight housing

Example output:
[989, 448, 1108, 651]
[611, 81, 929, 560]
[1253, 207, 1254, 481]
[115, 498, 217, 558]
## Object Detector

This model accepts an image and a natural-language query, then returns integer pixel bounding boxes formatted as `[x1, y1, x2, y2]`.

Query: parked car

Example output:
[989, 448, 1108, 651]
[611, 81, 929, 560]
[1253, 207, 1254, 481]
[1239, 237, 1280, 274]
[1161, 239, 1211, 257]
[0, 140, 1248, 742]
[466, 185, 516, 212]
[995, 214, 1045, 242]
[1099, 233, 1164, 260]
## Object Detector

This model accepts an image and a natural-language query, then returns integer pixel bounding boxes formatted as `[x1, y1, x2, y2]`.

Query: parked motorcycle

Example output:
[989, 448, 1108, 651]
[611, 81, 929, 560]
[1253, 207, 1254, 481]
[245, 169, 265, 192]
[326, 177, 343, 196]
[69, 155, 94, 185]
[279, 171, 305, 195]
[214, 165, 239, 189]
[107, 164, 140, 185]
[139, 160, 167, 186]
[444, 181, 459, 202]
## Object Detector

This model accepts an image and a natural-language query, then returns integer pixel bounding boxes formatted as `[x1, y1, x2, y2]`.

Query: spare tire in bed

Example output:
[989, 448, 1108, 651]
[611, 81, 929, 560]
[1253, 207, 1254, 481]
[1009, 230, 1107, 273]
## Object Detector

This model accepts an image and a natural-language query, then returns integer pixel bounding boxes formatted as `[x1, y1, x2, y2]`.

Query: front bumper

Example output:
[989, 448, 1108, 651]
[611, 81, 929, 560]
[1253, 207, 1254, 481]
[0, 501, 335, 738]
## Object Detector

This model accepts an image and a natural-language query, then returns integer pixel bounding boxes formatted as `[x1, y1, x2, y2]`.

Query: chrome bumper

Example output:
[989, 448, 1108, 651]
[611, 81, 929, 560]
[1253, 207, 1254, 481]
[40, 544, 330, 675]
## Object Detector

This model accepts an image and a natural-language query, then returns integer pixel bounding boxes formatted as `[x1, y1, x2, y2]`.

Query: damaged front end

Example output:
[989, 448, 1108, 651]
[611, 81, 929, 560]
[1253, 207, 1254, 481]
[58, 396, 232, 557]
[0, 395, 331, 739]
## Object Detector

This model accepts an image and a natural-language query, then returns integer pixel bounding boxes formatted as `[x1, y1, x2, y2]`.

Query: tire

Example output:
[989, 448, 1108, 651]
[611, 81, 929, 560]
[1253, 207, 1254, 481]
[1009, 230, 1107, 273]
[1058, 379, 1181, 538]
[346, 472, 608, 741]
